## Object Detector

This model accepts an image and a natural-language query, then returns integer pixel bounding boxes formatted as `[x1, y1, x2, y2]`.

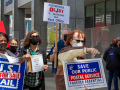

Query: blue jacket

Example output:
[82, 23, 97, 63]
[50, 39, 66, 73]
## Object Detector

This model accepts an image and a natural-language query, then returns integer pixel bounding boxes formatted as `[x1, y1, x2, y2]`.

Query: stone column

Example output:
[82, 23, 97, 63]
[62, 0, 84, 31]
[1, 0, 9, 35]
[31, 0, 47, 50]
[12, 0, 25, 42]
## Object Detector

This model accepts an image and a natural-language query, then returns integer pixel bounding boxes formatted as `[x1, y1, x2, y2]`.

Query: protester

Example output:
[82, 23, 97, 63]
[116, 37, 120, 48]
[19, 30, 48, 90]
[103, 38, 120, 90]
[56, 30, 100, 90]
[18, 39, 24, 53]
[0, 32, 16, 57]
[50, 27, 71, 89]
[20, 39, 24, 48]
[116, 37, 120, 81]
[9, 38, 18, 56]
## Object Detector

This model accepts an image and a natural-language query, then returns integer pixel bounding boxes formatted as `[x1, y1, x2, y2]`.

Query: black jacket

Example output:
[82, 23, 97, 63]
[19, 46, 47, 90]
[103, 44, 120, 70]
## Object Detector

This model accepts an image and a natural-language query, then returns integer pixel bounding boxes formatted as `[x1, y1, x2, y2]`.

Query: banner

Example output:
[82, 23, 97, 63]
[63, 58, 107, 90]
[0, 58, 25, 90]
[43, 2, 70, 24]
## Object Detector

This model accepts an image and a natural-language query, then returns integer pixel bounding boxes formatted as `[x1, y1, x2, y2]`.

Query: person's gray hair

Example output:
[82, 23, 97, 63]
[62, 27, 71, 34]
[9, 38, 18, 44]
[116, 37, 120, 41]
[20, 39, 24, 43]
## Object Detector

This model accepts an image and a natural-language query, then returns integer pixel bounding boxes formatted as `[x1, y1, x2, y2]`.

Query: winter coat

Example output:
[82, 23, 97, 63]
[103, 44, 120, 70]
[56, 46, 86, 90]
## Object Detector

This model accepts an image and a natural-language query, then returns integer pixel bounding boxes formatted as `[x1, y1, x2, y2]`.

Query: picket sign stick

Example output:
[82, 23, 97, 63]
[54, 23, 58, 68]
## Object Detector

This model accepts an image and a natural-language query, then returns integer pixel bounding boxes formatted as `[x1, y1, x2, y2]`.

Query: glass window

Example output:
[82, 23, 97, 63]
[106, 0, 115, 25]
[117, 0, 120, 24]
[95, 2, 105, 27]
[85, 5, 94, 28]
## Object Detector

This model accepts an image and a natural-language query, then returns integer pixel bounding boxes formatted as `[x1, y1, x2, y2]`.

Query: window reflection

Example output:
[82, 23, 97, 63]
[95, 2, 105, 27]
[85, 5, 94, 28]
[106, 0, 115, 25]
[117, 0, 120, 24]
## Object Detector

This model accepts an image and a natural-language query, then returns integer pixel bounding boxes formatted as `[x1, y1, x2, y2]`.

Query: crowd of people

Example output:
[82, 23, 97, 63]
[0, 27, 120, 90]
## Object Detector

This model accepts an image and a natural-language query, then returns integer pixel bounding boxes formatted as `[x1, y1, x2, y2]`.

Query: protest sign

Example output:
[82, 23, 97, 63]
[43, 2, 70, 24]
[63, 58, 107, 90]
[0, 57, 25, 90]
[43, 2, 70, 68]
[28, 54, 44, 73]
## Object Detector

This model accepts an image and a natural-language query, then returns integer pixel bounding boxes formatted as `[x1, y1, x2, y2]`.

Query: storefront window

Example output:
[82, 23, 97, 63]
[85, 5, 94, 28]
[95, 2, 105, 27]
[106, 0, 115, 25]
[117, 0, 120, 24]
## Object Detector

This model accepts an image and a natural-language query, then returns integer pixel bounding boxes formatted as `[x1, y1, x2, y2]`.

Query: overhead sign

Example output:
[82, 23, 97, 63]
[43, 2, 70, 24]
[63, 58, 107, 90]
[0, 58, 25, 90]
[6, 0, 12, 6]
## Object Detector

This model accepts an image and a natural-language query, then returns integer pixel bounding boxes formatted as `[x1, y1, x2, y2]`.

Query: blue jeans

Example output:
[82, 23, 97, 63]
[108, 70, 119, 90]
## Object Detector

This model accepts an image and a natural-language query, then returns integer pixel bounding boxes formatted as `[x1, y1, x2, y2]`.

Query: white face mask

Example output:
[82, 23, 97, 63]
[72, 42, 83, 47]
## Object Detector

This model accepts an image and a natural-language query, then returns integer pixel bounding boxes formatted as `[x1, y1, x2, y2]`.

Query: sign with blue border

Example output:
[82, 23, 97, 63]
[63, 58, 107, 90]
[0, 58, 25, 90]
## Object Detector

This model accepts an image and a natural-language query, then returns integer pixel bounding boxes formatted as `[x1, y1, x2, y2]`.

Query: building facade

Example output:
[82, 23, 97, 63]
[0, 0, 84, 50]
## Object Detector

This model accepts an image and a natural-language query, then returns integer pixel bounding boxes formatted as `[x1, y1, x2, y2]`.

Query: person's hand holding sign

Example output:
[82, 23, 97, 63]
[23, 54, 31, 60]
[43, 65, 48, 71]
[84, 85, 89, 90]
[53, 47, 57, 54]
[86, 48, 100, 56]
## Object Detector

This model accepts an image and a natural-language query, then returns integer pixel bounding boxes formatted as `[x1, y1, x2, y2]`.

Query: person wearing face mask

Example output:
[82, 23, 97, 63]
[19, 30, 48, 90]
[0, 32, 16, 58]
[56, 30, 100, 90]
[49, 27, 71, 89]
[18, 39, 24, 53]
[8, 38, 18, 56]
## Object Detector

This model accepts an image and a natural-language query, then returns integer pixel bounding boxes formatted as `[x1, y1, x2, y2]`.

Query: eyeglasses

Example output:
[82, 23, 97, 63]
[31, 35, 39, 39]
[73, 39, 85, 43]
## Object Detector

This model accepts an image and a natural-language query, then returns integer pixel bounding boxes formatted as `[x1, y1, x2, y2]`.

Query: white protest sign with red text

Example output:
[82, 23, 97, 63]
[43, 2, 70, 24]
[63, 58, 107, 90]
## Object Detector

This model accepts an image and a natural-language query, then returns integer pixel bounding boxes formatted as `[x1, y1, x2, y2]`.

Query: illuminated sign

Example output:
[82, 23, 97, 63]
[6, 0, 12, 6]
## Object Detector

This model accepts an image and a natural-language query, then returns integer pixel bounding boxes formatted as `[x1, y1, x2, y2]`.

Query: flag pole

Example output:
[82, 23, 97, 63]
[54, 23, 58, 68]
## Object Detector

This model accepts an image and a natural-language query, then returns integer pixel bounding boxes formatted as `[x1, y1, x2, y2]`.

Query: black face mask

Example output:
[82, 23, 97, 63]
[30, 37, 39, 45]
[0, 43, 7, 51]
[64, 34, 69, 41]
[10, 46, 17, 53]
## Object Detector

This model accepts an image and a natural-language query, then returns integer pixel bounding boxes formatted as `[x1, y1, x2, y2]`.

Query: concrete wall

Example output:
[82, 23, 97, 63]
[18, 0, 31, 7]
[4, 0, 13, 14]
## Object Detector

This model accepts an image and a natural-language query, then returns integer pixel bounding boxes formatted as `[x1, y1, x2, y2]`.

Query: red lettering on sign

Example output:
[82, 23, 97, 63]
[49, 7, 64, 13]
[69, 72, 101, 81]
[50, 7, 53, 12]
